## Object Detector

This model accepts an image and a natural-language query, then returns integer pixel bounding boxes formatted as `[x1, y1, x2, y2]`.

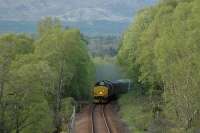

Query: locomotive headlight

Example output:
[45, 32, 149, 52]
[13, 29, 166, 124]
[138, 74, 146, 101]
[99, 91, 103, 94]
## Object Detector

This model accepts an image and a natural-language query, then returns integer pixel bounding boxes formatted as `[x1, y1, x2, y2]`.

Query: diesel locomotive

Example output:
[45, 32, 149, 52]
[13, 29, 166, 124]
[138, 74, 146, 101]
[92, 80, 131, 103]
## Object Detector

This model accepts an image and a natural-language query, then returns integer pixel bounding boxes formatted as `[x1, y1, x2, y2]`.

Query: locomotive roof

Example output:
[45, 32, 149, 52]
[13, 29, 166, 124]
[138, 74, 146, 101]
[95, 80, 112, 85]
[96, 79, 131, 85]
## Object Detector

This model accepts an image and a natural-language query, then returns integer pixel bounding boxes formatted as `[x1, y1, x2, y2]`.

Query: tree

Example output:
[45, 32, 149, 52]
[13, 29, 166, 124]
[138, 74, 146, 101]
[7, 57, 54, 133]
[118, 0, 200, 131]
[35, 17, 94, 132]
[0, 17, 94, 133]
[0, 34, 34, 132]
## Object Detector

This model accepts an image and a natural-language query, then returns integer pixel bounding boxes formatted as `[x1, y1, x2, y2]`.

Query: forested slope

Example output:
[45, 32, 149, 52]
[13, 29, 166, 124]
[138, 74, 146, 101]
[0, 17, 94, 133]
[118, 0, 200, 132]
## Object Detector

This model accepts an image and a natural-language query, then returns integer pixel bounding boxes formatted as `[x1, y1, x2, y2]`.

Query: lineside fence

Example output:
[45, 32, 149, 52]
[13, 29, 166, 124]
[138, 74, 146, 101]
[68, 101, 90, 133]
[68, 106, 76, 133]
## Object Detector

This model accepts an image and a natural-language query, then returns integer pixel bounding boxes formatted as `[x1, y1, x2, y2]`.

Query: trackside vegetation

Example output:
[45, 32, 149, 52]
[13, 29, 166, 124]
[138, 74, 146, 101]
[0, 17, 94, 133]
[118, 0, 200, 132]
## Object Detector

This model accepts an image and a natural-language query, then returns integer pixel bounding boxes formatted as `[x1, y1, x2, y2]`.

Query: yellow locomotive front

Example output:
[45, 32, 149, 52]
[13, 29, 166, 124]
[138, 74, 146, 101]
[93, 82, 109, 103]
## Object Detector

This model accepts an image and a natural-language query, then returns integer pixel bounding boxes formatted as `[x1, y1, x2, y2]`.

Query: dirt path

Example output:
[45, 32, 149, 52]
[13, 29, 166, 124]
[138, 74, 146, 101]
[74, 105, 91, 133]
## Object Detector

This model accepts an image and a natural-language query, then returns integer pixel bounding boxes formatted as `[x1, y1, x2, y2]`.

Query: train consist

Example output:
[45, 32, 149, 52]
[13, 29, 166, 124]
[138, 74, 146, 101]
[92, 80, 131, 103]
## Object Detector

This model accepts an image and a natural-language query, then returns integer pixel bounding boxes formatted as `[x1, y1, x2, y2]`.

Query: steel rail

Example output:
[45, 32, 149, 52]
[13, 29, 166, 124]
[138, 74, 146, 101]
[102, 104, 112, 133]
[91, 104, 112, 133]
[91, 104, 96, 133]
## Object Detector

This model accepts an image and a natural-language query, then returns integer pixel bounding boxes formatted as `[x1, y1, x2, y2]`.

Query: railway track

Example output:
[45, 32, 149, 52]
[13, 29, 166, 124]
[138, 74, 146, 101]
[91, 104, 112, 133]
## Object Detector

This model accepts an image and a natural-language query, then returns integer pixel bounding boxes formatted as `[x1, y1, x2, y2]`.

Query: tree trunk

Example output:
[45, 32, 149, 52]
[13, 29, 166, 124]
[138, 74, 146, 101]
[54, 60, 65, 133]
[0, 80, 4, 104]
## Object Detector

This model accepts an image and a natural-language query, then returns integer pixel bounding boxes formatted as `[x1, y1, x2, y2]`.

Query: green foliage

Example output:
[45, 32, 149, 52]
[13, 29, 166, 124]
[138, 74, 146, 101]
[0, 17, 94, 133]
[6, 57, 54, 133]
[35, 25, 94, 100]
[0, 34, 34, 133]
[38, 17, 62, 36]
[119, 92, 152, 132]
[118, 0, 200, 132]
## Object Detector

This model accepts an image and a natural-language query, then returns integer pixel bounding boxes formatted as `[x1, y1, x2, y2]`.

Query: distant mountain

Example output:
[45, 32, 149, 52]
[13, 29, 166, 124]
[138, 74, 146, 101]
[0, 0, 157, 35]
[0, 0, 156, 22]
[58, 8, 131, 22]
